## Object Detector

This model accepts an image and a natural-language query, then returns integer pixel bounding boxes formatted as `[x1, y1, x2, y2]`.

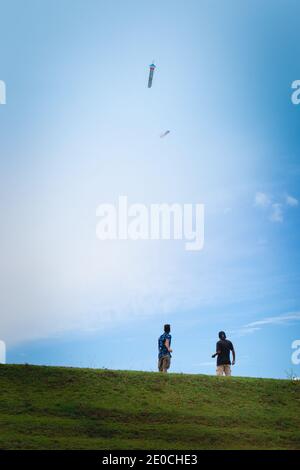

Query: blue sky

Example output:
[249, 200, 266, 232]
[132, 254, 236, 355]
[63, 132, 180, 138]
[0, 0, 300, 378]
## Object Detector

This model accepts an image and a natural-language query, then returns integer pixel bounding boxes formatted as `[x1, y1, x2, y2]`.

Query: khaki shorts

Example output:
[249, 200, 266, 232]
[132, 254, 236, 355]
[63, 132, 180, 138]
[216, 364, 231, 376]
[158, 355, 171, 372]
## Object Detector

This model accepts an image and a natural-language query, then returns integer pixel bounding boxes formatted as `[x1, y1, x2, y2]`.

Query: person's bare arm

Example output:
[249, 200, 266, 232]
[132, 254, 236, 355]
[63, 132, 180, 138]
[212, 349, 221, 358]
[165, 339, 172, 353]
[232, 347, 236, 365]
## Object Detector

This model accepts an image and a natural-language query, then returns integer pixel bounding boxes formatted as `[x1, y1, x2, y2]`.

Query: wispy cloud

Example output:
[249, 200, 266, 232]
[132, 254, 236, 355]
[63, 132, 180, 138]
[254, 191, 298, 223]
[246, 312, 300, 328]
[254, 192, 271, 208]
[233, 312, 300, 336]
[285, 194, 299, 207]
[269, 203, 283, 223]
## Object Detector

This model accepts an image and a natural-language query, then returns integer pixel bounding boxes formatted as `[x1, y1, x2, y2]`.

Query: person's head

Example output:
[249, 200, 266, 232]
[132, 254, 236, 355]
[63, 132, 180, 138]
[164, 324, 171, 334]
[218, 331, 226, 340]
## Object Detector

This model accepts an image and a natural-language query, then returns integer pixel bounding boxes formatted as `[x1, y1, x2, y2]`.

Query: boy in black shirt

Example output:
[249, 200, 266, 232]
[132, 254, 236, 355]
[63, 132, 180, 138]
[212, 331, 236, 376]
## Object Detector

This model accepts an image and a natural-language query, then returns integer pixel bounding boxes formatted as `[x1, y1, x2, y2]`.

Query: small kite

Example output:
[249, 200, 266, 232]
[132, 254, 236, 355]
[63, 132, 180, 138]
[148, 62, 156, 88]
[160, 130, 170, 138]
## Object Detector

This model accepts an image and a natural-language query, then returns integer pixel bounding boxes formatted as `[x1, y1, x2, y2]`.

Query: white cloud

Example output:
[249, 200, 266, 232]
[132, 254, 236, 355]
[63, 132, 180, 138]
[285, 194, 299, 207]
[254, 191, 298, 223]
[254, 192, 271, 208]
[234, 312, 300, 336]
[269, 203, 283, 223]
[234, 327, 261, 336]
[246, 312, 300, 328]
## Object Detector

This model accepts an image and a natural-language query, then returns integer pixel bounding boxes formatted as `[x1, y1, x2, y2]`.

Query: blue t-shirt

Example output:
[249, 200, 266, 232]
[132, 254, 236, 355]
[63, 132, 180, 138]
[158, 333, 171, 358]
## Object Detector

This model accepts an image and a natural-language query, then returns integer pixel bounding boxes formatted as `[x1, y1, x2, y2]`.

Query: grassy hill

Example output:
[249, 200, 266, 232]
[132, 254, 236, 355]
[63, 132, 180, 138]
[0, 364, 299, 450]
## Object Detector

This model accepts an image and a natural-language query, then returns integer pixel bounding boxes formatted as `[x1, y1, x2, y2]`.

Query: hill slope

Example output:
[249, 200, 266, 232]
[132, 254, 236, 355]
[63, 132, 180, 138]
[0, 364, 299, 450]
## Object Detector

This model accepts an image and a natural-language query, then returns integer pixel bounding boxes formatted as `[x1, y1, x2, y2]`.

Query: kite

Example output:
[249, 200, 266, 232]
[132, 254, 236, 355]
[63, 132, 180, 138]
[160, 130, 170, 138]
[148, 63, 156, 88]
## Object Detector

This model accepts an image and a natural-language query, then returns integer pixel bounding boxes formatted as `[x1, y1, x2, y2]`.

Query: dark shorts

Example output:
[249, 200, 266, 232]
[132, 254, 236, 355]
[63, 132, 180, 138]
[158, 355, 171, 372]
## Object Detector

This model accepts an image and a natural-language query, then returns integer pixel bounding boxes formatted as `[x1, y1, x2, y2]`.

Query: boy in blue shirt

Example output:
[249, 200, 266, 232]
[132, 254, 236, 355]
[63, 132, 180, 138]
[158, 324, 172, 373]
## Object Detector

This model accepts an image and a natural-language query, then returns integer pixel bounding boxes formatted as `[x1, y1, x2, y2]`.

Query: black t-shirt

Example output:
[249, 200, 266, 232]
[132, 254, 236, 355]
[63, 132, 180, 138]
[216, 339, 234, 366]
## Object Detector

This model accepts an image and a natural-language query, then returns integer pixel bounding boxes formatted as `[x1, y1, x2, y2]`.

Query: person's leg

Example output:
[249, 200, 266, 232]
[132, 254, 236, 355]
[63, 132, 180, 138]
[158, 357, 163, 372]
[224, 365, 231, 376]
[216, 366, 224, 376]
[162, 356, 170, 373]
[165, 356, 171, 372]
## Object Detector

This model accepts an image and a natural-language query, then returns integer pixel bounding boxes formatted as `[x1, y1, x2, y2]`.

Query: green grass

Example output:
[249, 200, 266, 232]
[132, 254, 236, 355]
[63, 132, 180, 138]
[0, 364, 299, 450]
